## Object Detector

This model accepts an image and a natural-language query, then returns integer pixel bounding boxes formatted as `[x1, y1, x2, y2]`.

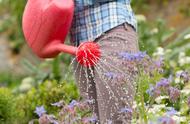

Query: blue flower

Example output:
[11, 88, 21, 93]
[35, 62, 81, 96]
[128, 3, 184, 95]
[146, 84, 162, 97]
[88, 116, 97, 123]
[83, 116, 98, 123]
[119, 51, 147, 61]
[119, 52, 136, 61]
[146, 84, 155, 96]
[158, 116, 175, 124]
[68, 100, 79, 109]
[119, 107, 132, 113]
[154, 57, 164, 68]
[34, 106, 46, 117]
[156, 78, 170, 88]
[134, 51, 147, 60]
[166, 108, 177, 116]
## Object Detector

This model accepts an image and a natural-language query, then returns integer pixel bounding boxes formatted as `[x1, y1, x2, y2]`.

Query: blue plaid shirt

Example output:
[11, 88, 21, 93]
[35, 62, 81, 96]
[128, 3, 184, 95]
[70, 0, 137, 45]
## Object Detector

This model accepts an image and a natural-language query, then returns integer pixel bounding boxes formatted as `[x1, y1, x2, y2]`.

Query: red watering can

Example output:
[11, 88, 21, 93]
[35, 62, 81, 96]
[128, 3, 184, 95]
[22, 0, 100, 67]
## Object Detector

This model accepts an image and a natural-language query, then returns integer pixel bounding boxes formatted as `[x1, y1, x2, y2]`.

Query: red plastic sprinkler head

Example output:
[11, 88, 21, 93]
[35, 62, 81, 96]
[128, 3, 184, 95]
[76, 42, 100, 67]
[22, 0, 100, 67]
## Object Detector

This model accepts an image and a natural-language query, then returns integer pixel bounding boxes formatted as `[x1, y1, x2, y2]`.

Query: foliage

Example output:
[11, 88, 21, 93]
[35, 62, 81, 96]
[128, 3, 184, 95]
[131, 50, 190, 123]
[30, 100, 96, 124]
[137, 18, 175, 55]
[15, 80, 79, 123]
[22, 54, 74, 83]
[166, 27, 190, 59]
[26, 49, 190, 124]
[0, 88, 22, 124]
[0, 72, 24, 88]
[131, 0, 150, 13]
[0, 0, 26, 53]
[137, 17, 190, 59]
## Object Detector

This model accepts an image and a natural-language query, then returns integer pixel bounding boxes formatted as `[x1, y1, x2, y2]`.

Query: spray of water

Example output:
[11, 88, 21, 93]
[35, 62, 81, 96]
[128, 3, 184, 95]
[66, 41, 138, 123]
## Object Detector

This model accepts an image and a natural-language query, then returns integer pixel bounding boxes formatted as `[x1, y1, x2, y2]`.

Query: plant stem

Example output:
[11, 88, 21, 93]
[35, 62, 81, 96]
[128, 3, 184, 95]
[52, 56, 61, 82]
[138, 66, 148, 124]
[140, 92, 148, 124]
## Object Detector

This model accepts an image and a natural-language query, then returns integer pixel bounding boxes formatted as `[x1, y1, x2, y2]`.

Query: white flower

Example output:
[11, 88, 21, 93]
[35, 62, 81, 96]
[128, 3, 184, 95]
[151, 28, 158, 34]
[184, 33, 190, 40]
[21, 77, 35, 84]
[132, 101, 137, 109]
[155, 96, 169, 104]
[169, 60, 177, 67]
[19, 77, 35, 92]
[153, 47, 165, 57]
[136, 14, 146, 22]
[181, 89, 190, 95]
[165, 49, 172, 53]
[178, 58, 186, 66]
[19, 83, 32, 92]
[175, 78, 181, 84]
[172, 115, 187, 123]
[149, 104, 165, 113]
[178, 52, 190, 66]
[176, 70, 183, 75]
[179, 52, 186, 58]
[186, 57, 190, 63]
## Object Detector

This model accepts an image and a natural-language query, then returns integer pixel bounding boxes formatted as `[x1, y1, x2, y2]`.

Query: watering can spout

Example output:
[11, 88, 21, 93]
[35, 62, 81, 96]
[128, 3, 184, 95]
[40, 41, 77, 58]
[57, 44, 77, 56]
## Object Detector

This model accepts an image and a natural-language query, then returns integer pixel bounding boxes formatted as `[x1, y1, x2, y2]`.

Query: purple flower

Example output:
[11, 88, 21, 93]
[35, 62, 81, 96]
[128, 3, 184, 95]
[168, 87, 180, 102]
[148, 121, 154, 124]
[39, 114, 58, 124]
[146, 85, 161, 97]
[47, 115, 59, 124]
[82, 116, 98, 123]
[187, 97, 190, 108]
[119, 51, 147, 61]
[180, 71, 190, 83]
[119, 107, 133, 114]
[155, 78, 170, 95]
[134, 51, 147, 61]
[156, 78, 170, 88]
[146, 85, 155, 96]
[104, 72, 118, 79]
[158, 116, 175, 124]
[119, 52, 136, 61]
[68, 100, 79, 109]
[34, 106, 46, 117]
[166, 108, 177, 116]
[154, 57, 164, 68]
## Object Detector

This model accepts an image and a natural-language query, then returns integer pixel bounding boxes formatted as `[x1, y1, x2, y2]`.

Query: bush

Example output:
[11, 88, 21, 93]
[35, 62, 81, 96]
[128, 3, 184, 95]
[0, 88, 22, 124]
[16, 80, 79, 123]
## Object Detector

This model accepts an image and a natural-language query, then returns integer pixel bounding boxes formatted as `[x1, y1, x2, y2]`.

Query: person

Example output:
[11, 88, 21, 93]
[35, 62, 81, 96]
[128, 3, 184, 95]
[70, 0, 139, 123]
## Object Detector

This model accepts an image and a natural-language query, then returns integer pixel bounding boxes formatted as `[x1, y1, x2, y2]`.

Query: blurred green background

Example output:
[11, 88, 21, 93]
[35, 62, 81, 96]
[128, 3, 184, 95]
[0, 0, 190, 123]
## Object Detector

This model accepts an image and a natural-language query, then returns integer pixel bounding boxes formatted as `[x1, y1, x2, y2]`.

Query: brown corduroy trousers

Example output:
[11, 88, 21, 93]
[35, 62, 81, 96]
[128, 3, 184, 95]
[73, 23, 139, 124]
